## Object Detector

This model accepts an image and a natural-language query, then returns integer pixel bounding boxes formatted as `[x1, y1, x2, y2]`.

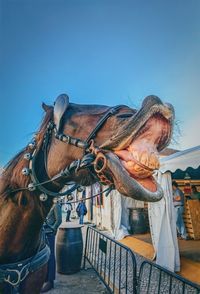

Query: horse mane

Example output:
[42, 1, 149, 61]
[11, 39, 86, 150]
[0, 105, 54, 197]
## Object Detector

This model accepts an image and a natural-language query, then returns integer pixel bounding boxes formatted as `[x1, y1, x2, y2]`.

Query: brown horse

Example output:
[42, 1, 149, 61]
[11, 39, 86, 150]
[0, 94, 174, 293]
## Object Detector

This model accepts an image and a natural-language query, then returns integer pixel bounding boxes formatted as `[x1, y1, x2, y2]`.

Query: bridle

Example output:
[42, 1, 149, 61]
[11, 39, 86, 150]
[11, 104, 124, 201]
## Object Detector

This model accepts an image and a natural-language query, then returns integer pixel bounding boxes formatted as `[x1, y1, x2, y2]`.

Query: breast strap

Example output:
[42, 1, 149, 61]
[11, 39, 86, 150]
[0, 244, 50, 288]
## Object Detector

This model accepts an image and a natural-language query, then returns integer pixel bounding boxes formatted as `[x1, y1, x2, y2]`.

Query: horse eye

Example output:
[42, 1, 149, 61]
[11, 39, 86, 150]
[116, 113, 133, 118]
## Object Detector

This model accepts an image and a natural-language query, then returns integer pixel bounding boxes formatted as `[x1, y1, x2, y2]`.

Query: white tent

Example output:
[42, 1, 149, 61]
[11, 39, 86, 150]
[159, 145, 200, 173]
[149, 145, 200, 272]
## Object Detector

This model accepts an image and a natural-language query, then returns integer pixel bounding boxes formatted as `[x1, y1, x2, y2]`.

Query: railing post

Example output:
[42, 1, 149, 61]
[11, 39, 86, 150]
[83, 226, 89, 269]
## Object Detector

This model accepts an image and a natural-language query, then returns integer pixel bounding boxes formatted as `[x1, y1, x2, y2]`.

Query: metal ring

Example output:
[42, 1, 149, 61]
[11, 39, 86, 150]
[94, 153, 107, 174]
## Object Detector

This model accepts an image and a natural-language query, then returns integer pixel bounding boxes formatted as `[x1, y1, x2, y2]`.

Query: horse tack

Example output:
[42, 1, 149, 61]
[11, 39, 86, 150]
[14, 102, 124, 199]
[44, 103, 123, 189]
[0, 233, 50, 292]
[91, 150, 113, 186]
[50, 102, 123, 187]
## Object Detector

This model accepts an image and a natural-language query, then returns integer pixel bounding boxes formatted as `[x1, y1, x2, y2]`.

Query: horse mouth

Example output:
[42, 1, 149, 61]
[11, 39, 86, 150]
[99, 97, 174, 201]
[113, 113, 170, 192]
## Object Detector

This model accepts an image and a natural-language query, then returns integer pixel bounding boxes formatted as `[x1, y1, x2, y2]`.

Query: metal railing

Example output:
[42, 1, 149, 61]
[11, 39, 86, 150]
[138, 260, 200, 294]
[84, 226, 200, 294]
[83, 226, 137, 294]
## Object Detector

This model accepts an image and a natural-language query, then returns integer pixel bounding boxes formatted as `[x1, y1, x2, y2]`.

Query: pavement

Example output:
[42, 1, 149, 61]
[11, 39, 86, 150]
[46, 215, 109, 294]
[49, 267, 108, 294]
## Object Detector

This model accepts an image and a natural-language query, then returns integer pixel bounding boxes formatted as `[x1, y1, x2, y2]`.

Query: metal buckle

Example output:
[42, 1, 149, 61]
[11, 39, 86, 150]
[4, 264, 30, 286]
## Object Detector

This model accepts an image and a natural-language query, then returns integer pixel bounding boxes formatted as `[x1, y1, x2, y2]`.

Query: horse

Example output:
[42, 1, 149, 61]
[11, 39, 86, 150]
[0, 94, 174, 293]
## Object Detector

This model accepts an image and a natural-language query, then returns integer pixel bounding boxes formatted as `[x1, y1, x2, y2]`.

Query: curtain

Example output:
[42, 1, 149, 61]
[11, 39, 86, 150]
[148, 172, 180, 272]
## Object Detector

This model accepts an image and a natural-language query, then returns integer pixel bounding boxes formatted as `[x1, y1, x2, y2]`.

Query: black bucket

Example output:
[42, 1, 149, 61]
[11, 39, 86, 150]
[128, 208, 149, 234]
[56, 224, 83, 274]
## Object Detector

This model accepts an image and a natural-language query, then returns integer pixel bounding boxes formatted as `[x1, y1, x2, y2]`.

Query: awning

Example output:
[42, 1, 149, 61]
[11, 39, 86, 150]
[159, 145, 200, 174]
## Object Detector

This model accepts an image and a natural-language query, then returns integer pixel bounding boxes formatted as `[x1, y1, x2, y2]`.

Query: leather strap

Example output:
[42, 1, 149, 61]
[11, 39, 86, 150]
[0, 244, 50, 287]
[85, 105, 124, 143]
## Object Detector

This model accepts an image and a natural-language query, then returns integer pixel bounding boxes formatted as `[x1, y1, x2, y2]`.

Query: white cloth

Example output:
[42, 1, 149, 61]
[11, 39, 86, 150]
[148, 172, 180, 272]
[109, 190, 129, 240]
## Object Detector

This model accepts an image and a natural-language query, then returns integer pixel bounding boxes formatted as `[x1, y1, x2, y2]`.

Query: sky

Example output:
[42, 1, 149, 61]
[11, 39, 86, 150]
[0, 0, 200, 166]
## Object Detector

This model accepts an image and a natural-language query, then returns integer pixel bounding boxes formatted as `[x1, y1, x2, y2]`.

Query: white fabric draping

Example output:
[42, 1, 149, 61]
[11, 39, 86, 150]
[148, 172, 180, 272]
[109, 190, 144, 240]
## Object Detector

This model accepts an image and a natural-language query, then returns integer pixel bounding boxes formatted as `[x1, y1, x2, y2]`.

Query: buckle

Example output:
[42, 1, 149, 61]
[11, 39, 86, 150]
[4, 263, 30, 286]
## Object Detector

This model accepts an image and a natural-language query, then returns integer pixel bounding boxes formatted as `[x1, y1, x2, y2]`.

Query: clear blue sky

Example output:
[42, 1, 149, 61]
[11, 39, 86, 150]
[1, 0, 200, 166]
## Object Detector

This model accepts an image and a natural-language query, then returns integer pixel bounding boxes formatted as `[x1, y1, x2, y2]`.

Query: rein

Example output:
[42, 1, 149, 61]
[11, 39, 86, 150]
[10, 104, 124, 202]
[61, 185, 114, 205]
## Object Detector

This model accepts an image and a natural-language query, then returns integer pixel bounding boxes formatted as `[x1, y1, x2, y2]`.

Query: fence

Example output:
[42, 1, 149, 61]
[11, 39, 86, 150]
[84, 226, 200, 294]
[83, 226, 137, 293]
[138, 260, 200, 294]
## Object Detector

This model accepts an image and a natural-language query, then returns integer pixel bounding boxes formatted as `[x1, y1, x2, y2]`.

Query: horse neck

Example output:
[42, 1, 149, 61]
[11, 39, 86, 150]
[0, 187, 52, 264]
[0, 110, 55, 263]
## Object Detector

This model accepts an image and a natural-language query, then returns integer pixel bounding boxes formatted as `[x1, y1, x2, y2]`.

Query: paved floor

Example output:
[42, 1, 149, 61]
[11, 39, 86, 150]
[50, 267, 108, 294]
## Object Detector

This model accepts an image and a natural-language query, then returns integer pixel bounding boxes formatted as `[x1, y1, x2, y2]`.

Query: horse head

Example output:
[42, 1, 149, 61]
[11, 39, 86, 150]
[46, 94, 174, 202]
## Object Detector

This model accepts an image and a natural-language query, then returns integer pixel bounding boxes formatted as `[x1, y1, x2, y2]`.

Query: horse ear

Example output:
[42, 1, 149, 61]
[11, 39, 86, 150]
[42, 102, 52, 112]
[54, 94, 69, 132]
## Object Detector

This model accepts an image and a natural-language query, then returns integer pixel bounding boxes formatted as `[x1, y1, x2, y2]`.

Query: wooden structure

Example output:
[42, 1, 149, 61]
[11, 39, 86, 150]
[184, 200, 200, 240]
[175, 180, 200, 240]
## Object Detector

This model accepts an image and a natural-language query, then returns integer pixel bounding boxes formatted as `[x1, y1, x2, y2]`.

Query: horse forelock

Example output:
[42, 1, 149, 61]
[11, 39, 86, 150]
[38, 107, 53, 135]
[0, 107, 54, 198]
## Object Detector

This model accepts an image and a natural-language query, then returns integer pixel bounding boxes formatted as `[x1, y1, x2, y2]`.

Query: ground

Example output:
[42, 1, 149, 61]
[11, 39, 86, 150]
[50, 267, 108, 294]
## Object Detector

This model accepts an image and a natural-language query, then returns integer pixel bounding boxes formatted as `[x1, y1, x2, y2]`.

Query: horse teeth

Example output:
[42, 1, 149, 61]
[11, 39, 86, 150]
[156, 160, 160, 169]
[148, 153, 157, 169]
[126, 161, 135, 169]
[140, 152, 149, 166]
[133, 164, 142, 172]
[123, 149, 160, 177]
[139, 170, 152, 178]
[132, 150, 139, 161]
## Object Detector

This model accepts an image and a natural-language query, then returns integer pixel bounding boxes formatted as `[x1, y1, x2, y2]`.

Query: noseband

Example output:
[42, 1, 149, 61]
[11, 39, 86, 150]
[12, 104, 124, 200]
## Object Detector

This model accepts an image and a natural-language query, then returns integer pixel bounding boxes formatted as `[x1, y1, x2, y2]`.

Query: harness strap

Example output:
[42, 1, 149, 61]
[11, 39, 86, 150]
[85, 105, 124, 143]
[29, 151, 95, 197]
[0, 244, 50, 288]
[53, 105, 124, 148]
